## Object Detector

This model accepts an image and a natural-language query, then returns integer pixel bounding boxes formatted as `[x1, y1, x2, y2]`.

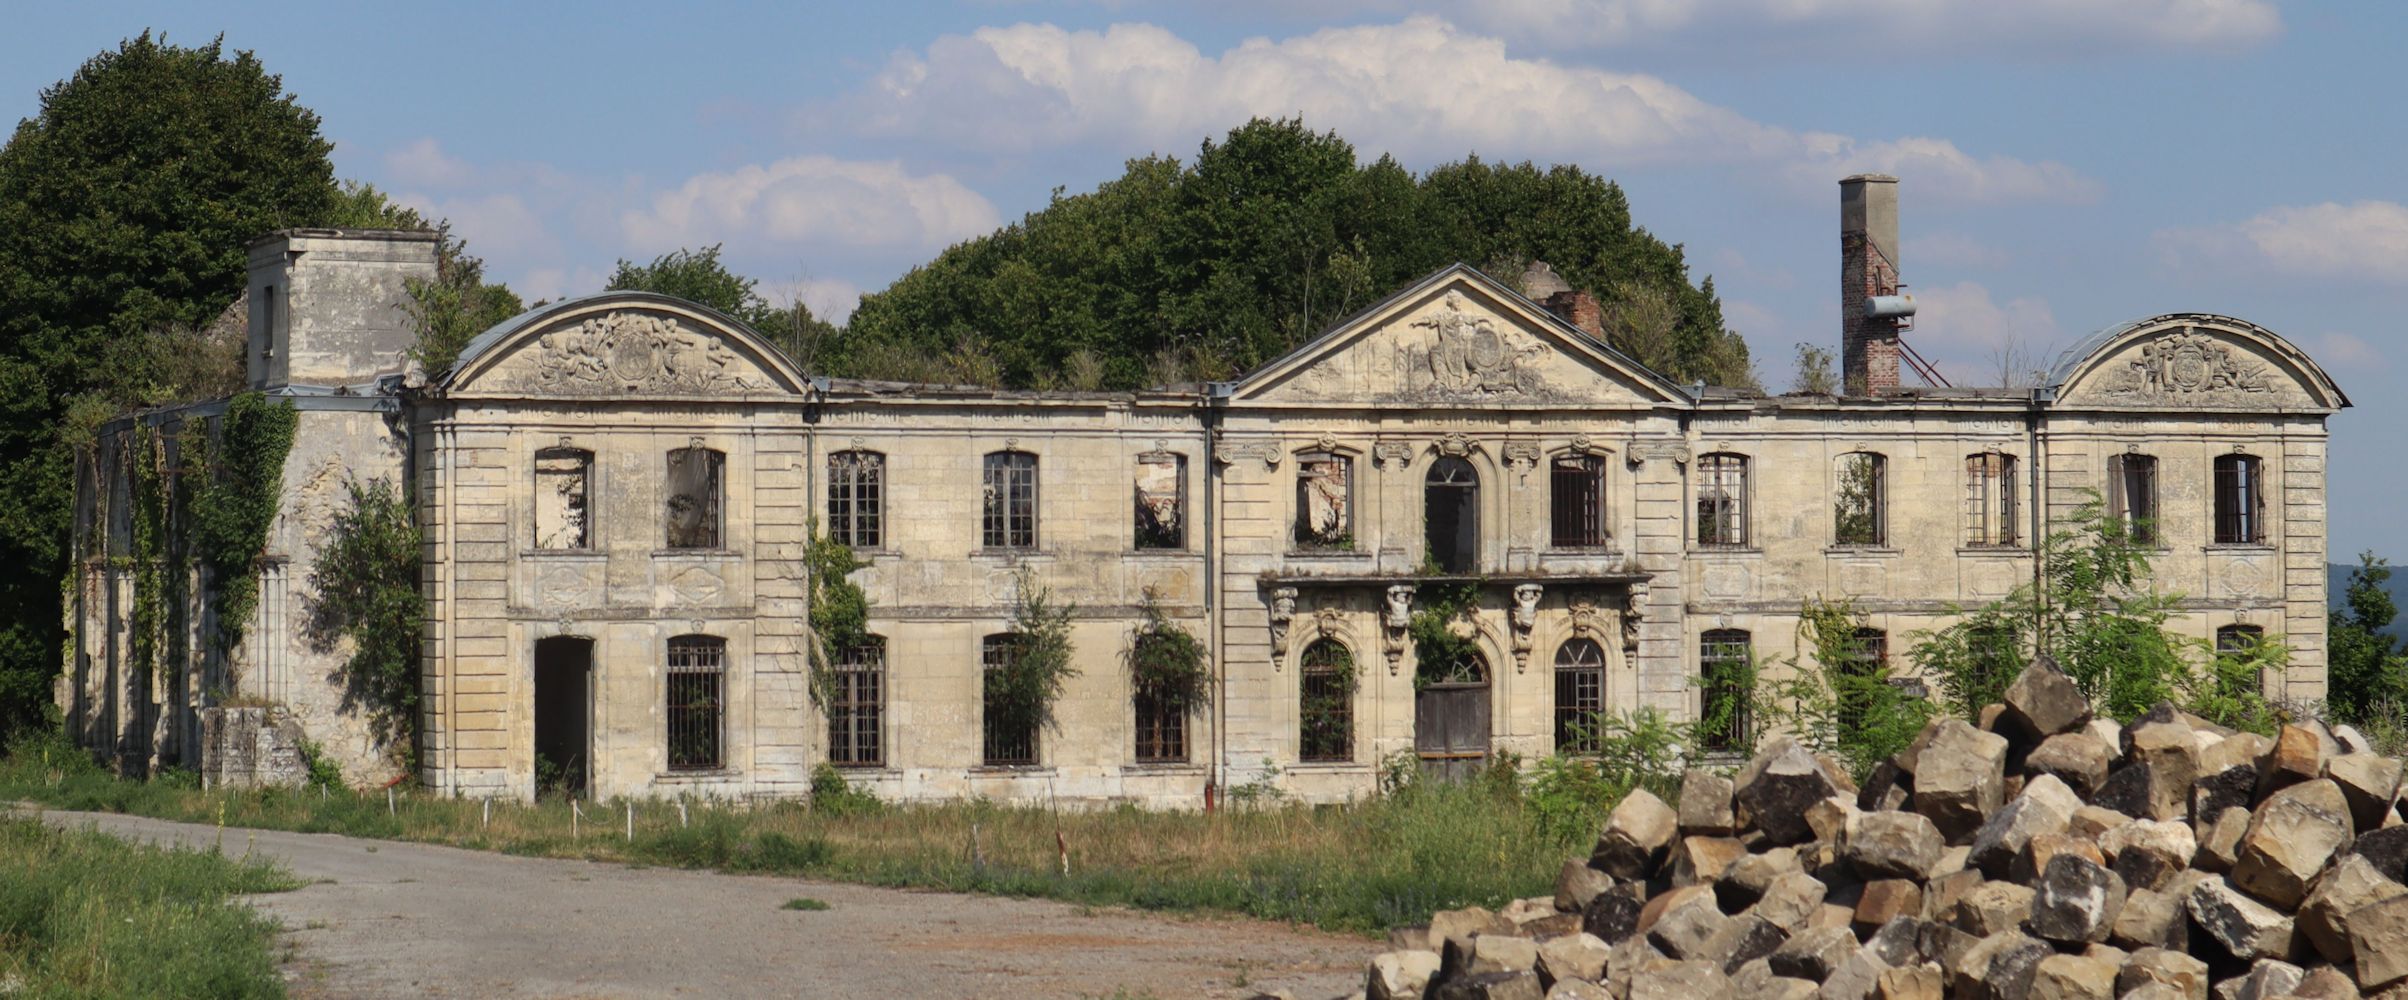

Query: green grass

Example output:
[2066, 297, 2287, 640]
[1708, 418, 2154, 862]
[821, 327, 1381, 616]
[0, 732, 1592, 936]
[780, 897, 830, 911]
[0, 813, 299, 998]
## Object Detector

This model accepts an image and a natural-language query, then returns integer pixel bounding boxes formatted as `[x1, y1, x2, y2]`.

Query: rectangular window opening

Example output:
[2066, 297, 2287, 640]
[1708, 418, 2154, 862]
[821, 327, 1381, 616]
[1293, 453, 1353, 550]
[665, 447, 725, 549]
[1699, 630, 1753, 753]
[1834, 453, 1885, 547]
[1696, 454, 1749, 547]
[2215, 455, 2265, 545]
[2110, 454, 2159, 546]
[535, 449, 591, 550]
[1964, 453, 2020, 548]
[1134, 453, 1186, 550]
[982, 452, 1038, 550]
[1550, 455, 1610, 548]
[829, 639, 884, 767]
[665, 637, 725, 771]
[828, 451, 885, 549]
[982, 635, 1038, 766]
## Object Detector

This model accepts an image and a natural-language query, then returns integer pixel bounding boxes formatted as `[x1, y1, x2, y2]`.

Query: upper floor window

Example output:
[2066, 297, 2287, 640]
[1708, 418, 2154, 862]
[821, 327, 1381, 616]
[1553, 638, 1607, 754]
[664, 447, 724, 550]
[1424, 457, 1479, 573]
[665, 635, 726, 771]
[982, 451, 1038, 549]
[1134, 453, 1186, 550]
[828, 450, 885, 549]
[1964, 453, 2019, 548]
[1699, 629, 1754, 753]
[1696, 453, 1750, 547]
[1550, 454, 1610, 548]
[1834, 452, 1886, 547]
[1299, 639, 1354, 762]
[535, 448, 591, 550]
[828, 637, 885, 767]
[1293, 452, 1353, 550]
[2109, 453, 2159, 545]
[2214, 454, 2266, 545]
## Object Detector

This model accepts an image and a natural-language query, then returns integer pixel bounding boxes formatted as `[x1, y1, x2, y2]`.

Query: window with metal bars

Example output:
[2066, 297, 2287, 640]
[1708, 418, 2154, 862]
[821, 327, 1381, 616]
[1550, 455, 1610, 548]
[1131, 634, 1188, 764]
[1552, 638, 1607, 753]
[827, 450, 884, 549]
[1835, 628, 1887, 733]
[1833, 452, 1886, 546]
[1699, 630, 1753, 753]
[1134, 453, 1186, 550]
[828, 638, 884, 767]
[1299, 639, 1354, 762]
[2217, 623, 2265, 655]
[982, 451, 1038, 550]
[664, 636, 725, 771]
[1964, 453, 2020, 548]
[664, 447, 724, 549]
[1695, 454, 1749, 547]
[2214, 454, 2265, 545]
[2108, 454, 2159, 545]
[981, 634, 1038, 766]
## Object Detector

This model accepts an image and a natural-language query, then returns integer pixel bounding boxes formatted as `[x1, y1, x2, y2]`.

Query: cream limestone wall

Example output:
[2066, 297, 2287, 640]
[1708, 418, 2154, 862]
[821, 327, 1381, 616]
[66, 262, 2346, 808]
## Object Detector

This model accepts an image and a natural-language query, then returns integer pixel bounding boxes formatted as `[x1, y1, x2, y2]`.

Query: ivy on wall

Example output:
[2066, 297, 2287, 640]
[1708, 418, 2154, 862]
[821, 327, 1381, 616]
[128, 423, 166, 687]
[803, 523, 871, 708]
[190, 392, 296, 654]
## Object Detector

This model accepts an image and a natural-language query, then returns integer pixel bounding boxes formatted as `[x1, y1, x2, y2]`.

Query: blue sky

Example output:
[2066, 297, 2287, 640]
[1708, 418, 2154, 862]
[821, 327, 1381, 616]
[8, 1, 2404, 557]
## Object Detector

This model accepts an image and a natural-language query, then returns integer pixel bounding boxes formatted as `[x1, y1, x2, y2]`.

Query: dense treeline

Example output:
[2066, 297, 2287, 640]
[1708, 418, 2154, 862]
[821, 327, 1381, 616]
[834, 118, 1751, 390]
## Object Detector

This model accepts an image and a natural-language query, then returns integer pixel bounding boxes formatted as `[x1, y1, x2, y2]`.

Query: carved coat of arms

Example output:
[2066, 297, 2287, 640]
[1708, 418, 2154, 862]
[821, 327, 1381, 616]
[503, 312, 769, 395]
[2101, 329, 2272, 399]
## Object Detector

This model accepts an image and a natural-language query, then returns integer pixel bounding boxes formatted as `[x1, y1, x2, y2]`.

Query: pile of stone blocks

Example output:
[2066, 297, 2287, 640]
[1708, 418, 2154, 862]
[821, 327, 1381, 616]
[1361, 659, 2408, 1000]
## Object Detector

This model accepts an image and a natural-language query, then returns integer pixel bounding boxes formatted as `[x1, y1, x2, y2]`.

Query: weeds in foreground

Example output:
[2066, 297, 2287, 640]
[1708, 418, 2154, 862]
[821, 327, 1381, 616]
[780, 897, 830, 911]
[0, 814, 298, 999]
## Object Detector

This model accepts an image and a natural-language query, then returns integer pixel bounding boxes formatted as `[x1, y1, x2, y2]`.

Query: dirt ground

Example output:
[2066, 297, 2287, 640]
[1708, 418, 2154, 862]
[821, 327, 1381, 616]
[34, 809, 1364, 1000]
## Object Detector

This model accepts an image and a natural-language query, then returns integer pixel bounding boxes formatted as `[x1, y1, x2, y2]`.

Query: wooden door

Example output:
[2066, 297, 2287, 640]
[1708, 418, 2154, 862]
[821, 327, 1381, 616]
[1414, 682, 1492, 782]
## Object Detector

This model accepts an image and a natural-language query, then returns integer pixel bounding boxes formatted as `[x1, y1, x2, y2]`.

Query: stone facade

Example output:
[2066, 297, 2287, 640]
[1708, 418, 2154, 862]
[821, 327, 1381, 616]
[62, 219, 2349, 806]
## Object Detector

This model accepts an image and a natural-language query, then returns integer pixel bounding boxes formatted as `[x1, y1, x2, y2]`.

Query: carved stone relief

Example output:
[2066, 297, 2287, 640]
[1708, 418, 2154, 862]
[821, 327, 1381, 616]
[2098, 329, 2275, 400]
[1404, 291, 1551, 396]
[494, 312, 771, 394]
[1511, 583, 1542, 671]
[1268, 586, 1299, 659]
[1372, 441, 1415, 469]
[1503, 442, 1542, 483]
[1213, 441, 1283, 468]
[1383, 584, 1416, 674]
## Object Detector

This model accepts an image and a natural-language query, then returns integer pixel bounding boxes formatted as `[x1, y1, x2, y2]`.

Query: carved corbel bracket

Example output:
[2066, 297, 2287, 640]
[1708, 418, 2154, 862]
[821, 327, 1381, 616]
[1503, 442, 1542, 485]
[1383, 583, 1416, 674]
[1372, 441, 1415, 469]
[1621, 582, 1650, 654]
[1510, 583, 1542, 672]
[1268, 586, 1299, 661]
[1565, 592, 1603, 638]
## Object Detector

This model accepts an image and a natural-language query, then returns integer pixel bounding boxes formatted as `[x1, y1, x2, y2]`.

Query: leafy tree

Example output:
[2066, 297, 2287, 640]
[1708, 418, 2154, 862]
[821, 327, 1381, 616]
[405, 230, 524, 375]
[1127, 591, 1211, 713]
[1757, 598, 1933, 781]
[607, 245, 842, 370]
[0, 33, 348, 735]
[987, 568, 1079, 738]
[2328, 553, 2408, 724]
[840, 117, 1748, 390]
[303, 477, 423, 751]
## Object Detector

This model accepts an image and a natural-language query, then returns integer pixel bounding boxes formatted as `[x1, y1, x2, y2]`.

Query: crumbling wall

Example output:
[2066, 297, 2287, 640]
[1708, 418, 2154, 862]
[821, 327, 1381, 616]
[199, 705, 308, 789]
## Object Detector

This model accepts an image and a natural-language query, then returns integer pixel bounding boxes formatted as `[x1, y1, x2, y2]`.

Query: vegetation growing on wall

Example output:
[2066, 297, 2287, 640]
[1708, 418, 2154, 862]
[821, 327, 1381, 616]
[1408, 578, 1486, 685]
[803, 524, 871, 709]
[988, 568, 1079, 737]
[303, 477, 422, 751]
[403, 229, 525, 375]
[1756, 598, 1935, 781]
[190, 393, 296, 657]
[1128, 591, 1211, 711]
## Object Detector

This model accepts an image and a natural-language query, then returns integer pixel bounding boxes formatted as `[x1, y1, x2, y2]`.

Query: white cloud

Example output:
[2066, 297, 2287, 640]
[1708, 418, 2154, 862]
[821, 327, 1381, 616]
[844, 17, 2093, 205]
[394, 190, 559, 265]
[1283, 0, 2280, 54]
[2159, 201, 2408, 286]
[1907, 280, 2061, 385]
[384, 138, 476, 189]
[620, 156, 1001, 257]
[761, 276, 868, 326]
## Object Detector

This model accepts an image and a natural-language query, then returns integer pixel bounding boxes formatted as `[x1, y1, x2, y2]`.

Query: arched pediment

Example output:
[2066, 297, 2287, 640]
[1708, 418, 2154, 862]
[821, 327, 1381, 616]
[441, 293, 807, 397]
[2047, 314, 2349, 412]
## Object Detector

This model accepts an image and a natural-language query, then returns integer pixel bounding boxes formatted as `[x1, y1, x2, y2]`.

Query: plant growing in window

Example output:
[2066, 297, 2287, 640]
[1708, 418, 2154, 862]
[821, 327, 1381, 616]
[1127, 591, 1208, 762]
[982, 567, 1078, 765]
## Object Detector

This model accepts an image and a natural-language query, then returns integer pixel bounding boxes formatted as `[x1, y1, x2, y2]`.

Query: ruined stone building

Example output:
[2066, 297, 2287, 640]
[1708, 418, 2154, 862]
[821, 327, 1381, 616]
[63, 177, 2350, 803]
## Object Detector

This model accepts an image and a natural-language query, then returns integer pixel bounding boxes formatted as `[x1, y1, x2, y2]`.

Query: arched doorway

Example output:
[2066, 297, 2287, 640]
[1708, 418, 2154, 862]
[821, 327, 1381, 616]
[533, 636, 592, 798]
[1414, 648, 1491, 782]
[1424, 457, 1479, 573]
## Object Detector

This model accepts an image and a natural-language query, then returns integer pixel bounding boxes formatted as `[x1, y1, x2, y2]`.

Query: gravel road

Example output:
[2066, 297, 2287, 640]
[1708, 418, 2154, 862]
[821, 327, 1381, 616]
[33, 809, 1362, 1000]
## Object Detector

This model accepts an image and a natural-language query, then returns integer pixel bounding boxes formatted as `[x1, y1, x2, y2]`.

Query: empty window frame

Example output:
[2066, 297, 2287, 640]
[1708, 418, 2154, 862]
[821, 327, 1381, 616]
[1964, 453, 2020, 548]
[2215, 454, 2266, 545]
[1835, 628, 1888, 734]
[1134, 453, 1186, 550]
[664, 447, 725, 549]
[1699, 629, 1754, 753]
[2108, 453, 2159, 545]
[1424, 457, 1480, 573]
[981, 634, 1038, 766]
[665, 636, 725, 771]
[981, 451, 1038, 550]
[1833, 452, 1886, 547]
[1131, 632, 1189, 763]
[1552, 638, 1607, 754]
[827, 450, 885, 549]
[1299, 639, 1355, 762]
[1696, 454, 1750, 547]
[1550, 454, 1610, 548]
[1293, 452, 1353, 549]
[534, 448, 592, 550]
[828, 637, 885, 767]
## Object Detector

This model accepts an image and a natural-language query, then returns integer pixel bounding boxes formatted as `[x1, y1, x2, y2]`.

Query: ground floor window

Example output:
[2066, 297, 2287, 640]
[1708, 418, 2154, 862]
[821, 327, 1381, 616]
[1699, 630, 1753, 752]
[1299, 639, 1354, 762]
[982, 635, 1038, 766]
[1553, 638, 1606, 753]
[829, 638, 885, 767]
[665, 636, 725, 771]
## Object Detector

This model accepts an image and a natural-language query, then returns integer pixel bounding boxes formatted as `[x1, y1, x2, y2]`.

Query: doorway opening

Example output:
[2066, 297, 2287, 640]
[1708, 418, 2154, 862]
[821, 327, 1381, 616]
[1414, 651, 1492, 782]
[534, 636, 592, 799]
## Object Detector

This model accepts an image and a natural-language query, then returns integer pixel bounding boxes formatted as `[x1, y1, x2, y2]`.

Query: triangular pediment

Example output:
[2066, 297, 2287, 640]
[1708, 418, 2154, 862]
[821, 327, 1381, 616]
[1230, 266, 1690, 408]
[444, 294, 805, 397]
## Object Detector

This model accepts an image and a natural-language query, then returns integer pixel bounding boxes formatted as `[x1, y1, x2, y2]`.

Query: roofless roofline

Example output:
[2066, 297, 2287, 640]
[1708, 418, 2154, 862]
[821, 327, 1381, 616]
[437, 290, 808, 394]
[2043, 311, 2351, 409]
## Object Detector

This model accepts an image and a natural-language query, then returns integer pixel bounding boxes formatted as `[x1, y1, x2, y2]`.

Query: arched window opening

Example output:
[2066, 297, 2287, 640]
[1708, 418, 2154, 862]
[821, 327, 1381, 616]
[1299, 640, 1354, 762]
[1424, 456, 1479, 573]
[1553, 638, 1607, 753]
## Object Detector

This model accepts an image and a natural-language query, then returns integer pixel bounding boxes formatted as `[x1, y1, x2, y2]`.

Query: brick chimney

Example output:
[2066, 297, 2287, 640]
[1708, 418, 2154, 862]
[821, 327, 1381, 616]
[1840, 175, 1902, 394]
